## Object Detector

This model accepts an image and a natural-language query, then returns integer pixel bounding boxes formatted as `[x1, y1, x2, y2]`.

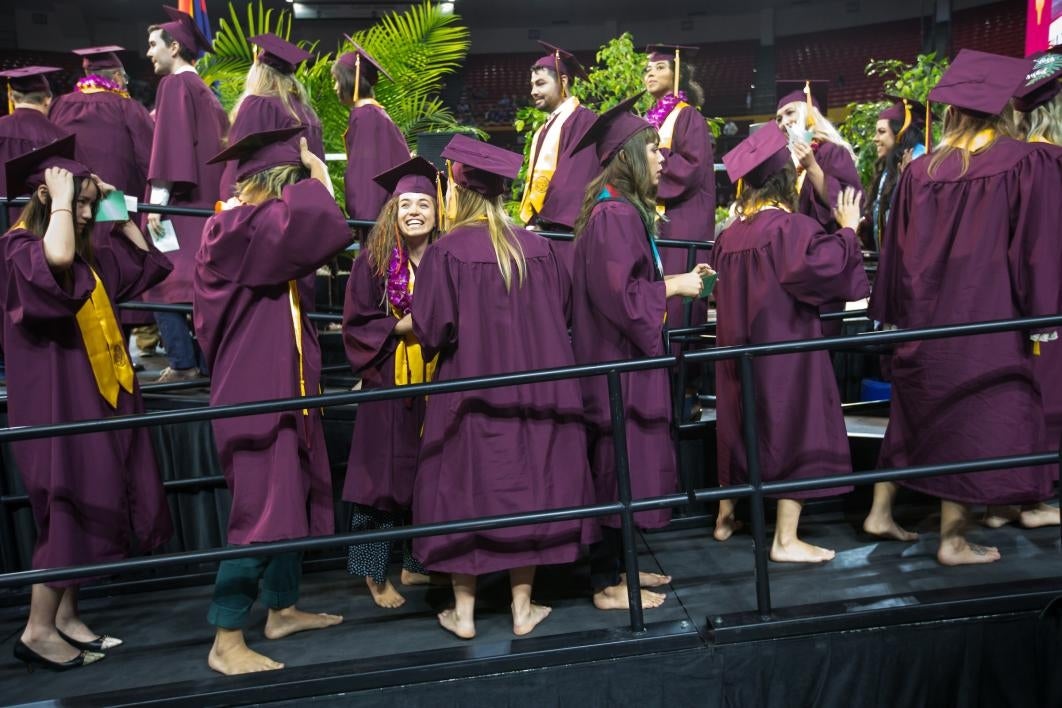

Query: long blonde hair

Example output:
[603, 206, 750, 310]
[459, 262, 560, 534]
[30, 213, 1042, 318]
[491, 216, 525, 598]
[235, 164, 309, 201]
[1021, 93, 1062, 145]
[927, 106, 1002, 178]
[447, 183, 525, 292]
[231, 62, 312, 124]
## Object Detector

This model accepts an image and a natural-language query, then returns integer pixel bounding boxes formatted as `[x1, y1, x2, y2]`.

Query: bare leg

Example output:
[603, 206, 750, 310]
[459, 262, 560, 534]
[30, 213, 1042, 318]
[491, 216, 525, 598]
[264, 605, 343, 639]
[54, 586, 122, 649]
[208, 628, 284, 675]
[863, 482, 918, 541]
[365, 577, 406, 609]
[20, 585, 83, 664]
[510, 566, 551, 636]
[713, 498, 743, 541]
[937, 500, 1001, 566]
[438, 573, 476, 639]
[770, 498, 835, 563]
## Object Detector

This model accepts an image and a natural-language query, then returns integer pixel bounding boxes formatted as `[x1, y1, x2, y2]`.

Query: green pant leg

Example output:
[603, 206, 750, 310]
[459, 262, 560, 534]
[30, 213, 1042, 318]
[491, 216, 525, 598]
[207, 555, 270, 629]
[260, 551, 302, 610]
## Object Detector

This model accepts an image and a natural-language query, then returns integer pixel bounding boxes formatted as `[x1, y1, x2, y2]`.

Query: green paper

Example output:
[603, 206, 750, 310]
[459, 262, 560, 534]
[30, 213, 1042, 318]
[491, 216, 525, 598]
[95, 190, 129, 223]
[699, 272, 717, 299]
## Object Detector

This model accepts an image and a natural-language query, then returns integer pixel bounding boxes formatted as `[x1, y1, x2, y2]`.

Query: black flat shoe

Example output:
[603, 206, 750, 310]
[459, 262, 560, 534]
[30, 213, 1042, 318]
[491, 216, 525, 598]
[56, 629, 123, 652]
[13, 639, 104, 672]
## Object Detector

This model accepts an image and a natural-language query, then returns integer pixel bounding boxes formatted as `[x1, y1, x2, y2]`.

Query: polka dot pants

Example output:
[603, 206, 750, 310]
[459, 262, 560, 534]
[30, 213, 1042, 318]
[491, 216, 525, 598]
[347, 503, 427, 584]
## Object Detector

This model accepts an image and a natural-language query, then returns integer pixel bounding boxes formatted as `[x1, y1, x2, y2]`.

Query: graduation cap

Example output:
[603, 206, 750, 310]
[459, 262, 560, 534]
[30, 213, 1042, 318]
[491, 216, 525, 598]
[0, 66, 60, 94]
[532, 41, 587, 86]
[73, 46, 125, 73]
[878, 95, 927, 141]
[776, 79, 828, 114]
[4, 135, 90, 198]
[374, 156, 441, 198]
[722, 124, 791, 189]
[158, 5, 213, 56]
[250, 34, 313, 75]
[645, 44, 698, 97]
[927, 49, 1028, 116]
[1013, 52, 1062, 113]
[207, 126, 305, 184]
[440, 134, 522, 198]
[573, 93, 652, 167]
[336, 35, 392, 102]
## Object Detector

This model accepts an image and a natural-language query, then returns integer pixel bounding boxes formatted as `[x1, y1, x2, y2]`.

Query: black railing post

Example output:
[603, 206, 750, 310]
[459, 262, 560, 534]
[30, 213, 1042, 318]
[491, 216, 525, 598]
[606, 368, 645, 633]
[739, 353, 772, 619]
[0, 197, 9, 233]
[683, 243, 697, 329]
[1058, 429, 1061, 551]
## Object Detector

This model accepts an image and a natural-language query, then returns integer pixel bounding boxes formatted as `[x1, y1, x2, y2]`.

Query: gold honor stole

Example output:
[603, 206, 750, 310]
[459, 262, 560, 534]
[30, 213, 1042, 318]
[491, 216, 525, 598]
[391, 263, 438, 386]
[518, 97, 582, 224]
[76, 269, 135, 408]
[939, 128, 997, 153]
[655, 101, 690, 216]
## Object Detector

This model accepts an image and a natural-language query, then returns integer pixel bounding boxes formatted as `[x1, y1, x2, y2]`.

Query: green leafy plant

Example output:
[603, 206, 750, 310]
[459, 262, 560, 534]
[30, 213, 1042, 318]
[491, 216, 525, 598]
[839, 53, 949, 185]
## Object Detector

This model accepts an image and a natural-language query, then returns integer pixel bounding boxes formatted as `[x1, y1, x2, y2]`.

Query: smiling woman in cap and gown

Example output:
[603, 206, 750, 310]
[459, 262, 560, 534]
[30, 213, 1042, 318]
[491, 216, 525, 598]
[711, 125, 868, 562]
[571, 95, 710, 610]
[332, 38, 410, 231]
[341, 157, 442, 609]
[410, 134, 595, 639]
[0, 67, 69, 223]
[862, 96, 926, 251]
[193, 127, 352, 675]
[868, 50, 1062, 565]
[642, 45, 715, 337]
[1, 136, 173, 671]
[518, 41, 600, 271]
[144, 6, 229, 381]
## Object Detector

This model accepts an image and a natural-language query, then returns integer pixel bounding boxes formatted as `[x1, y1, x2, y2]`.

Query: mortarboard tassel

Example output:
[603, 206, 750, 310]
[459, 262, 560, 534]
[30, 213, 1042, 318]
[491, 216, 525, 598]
[897, 99, 912, 140]
[6, 82, 13, 116]
[555, 50, 566, 99]
[353, 53, 361, 103]
[804, 80, 815, 129]
[444, 159, 456, 229]
[674, 49, 681, 98]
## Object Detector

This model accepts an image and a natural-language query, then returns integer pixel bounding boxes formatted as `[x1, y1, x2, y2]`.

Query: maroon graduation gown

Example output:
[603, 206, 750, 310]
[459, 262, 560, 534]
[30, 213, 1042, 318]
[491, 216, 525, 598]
[341, 254, 423, 512]
[799, 141, 862, 334]
[50, 88, 156, 325]
[0, 228, 173, 585]
[711, 210, 869, 498]
[193, 180, 352, 545]
[411, 224, 595, 575]
[869, 138, 1062, 504]
[147, 71, 228, 303]
[657, 107, 716, 331]
[343, 103, 409, 222]
[1030, 141, 1062, 447]
[571, 199, 677, 529]
[0, 109, 68, 223]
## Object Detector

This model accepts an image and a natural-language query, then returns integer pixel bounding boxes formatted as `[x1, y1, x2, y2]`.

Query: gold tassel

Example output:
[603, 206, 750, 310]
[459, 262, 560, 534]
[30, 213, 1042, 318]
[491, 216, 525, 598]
[673, 49, 681, 98]
[7, 82, 14, 115]
[353, 53, 361, 103]
[897, 99, 912, 140]
[435, 172, 444, 233]
[804, 80, 815, 129]
[555, 50, 566, 99]
[445, 159, 457, 228]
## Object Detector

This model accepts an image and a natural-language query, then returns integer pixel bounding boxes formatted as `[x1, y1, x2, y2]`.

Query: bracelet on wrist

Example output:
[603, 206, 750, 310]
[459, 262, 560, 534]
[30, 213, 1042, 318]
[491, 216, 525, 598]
[50, 208, 73, 217]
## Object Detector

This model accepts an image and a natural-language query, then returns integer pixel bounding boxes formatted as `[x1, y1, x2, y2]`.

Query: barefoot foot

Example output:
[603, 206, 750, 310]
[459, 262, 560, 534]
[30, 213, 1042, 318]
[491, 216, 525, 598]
[937, 540, 1001, 566]
[981, 505, 1020, 529]
[1019, 503, 1060, 528]
[862, 514, 919, 542]
[619, 571, 672, 588]
[208, 638, 283, 675]
[592, 583, 666, 610]
[713, 514, 744, 542]
[264, 607, 343, 640]
[512, 603, 552, 636]
[770, 538, 836, 563]
[399, 569, 431, 586]
[437, 608, 475, 639]
[365, 578, 406, 609]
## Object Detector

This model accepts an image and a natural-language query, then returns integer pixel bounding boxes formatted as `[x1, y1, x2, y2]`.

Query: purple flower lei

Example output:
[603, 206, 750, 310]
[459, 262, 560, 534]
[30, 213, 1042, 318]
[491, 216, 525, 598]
[646, 91, 688, 129]
[76, 74, 129, 98]
[385, 246, 413, 316]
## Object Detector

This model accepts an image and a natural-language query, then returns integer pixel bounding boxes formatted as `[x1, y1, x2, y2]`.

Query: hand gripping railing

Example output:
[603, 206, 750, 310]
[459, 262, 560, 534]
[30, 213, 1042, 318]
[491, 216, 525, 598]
[1, 311, 1060, 637]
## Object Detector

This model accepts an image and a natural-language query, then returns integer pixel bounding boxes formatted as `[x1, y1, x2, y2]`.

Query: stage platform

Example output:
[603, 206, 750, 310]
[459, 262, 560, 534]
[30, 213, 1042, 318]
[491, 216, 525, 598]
[3, 507, 1060, 706]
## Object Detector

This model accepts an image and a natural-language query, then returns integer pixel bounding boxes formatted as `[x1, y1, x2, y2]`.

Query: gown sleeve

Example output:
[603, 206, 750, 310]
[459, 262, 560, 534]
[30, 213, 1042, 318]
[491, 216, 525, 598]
[411, 243, 458, 358]
[777, 214, 870, 306]
[200, 179, 352, 287]
[342, 254, 398, 374]
[803, 141, 862, 225]
[92, 228, 173, 302]
[2, 230, 96, 325]
[582, 204, 668, 356]
[125, 99, 155, 190]
[1008, 147, 1062, 321]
